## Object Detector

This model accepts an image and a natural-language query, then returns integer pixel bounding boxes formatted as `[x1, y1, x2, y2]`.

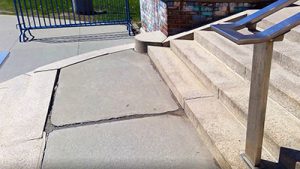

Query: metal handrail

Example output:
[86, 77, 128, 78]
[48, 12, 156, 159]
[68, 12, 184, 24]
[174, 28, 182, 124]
[211, 0, 300, 44]
[209, 0, 300, 168]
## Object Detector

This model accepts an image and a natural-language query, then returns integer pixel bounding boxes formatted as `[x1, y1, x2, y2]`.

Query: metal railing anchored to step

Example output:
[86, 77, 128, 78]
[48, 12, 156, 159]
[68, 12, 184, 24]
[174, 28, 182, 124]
[13, 0, 134, 42]
[211, 0, 299, 168]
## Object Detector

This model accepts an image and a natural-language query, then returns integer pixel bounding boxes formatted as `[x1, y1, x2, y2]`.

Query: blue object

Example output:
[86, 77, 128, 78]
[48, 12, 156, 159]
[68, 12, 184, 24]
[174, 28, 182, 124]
[13, 0, 134, 42]
[0, 51, 9, 65]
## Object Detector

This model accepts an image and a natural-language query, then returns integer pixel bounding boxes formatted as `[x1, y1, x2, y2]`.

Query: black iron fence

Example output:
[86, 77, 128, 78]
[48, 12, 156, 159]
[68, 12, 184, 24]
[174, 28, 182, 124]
[13, 0, 134, 42]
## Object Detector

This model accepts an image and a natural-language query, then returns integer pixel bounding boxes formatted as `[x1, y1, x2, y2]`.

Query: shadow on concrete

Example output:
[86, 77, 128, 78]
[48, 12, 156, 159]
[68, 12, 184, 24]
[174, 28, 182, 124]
[33, 31, 131, 43]
[257, 147, 300, 169]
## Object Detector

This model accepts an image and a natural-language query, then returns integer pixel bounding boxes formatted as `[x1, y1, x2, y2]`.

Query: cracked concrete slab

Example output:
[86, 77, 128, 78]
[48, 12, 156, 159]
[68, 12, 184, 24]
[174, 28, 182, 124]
[0, 71, 56, 145]
[51, 50, 178, 126]
[35, 43, 134, 72]
[42, 114, 219, 169]
[0, 135, 46, 169]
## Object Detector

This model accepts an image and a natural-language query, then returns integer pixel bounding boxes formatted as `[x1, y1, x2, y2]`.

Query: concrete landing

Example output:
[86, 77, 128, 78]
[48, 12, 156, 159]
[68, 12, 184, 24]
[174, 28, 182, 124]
[42, 114, 220, 169]
[51, 50, 178, 126]
[0, 136, 45, 169]
[0, 39, 219, 168]
[0, 14, 134, 82]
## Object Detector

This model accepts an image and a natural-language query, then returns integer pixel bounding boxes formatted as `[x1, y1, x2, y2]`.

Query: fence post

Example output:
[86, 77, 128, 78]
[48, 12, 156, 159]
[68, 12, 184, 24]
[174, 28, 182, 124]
[243, 41, 274, 167]
[125, 0, 133, 35]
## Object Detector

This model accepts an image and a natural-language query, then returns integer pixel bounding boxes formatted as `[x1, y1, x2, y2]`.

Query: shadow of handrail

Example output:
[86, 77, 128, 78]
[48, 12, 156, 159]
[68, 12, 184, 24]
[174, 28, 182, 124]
[33, 31, 132, 44]
[254, 147, 300, 169]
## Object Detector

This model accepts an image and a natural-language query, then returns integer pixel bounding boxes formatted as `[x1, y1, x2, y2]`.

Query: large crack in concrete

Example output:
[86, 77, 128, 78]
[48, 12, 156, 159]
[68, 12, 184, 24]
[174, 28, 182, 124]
[40, 62, 183, 168]
[43, 67, 183, 135]
[40, 69, 61, 169]
[47, 109, 183, 133]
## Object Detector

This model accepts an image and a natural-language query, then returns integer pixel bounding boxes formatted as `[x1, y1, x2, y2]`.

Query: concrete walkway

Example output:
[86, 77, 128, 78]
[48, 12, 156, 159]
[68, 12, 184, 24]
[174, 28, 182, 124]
[41, 49, 219, 169]
[0, 45, 220, 169]
[0, 15, 220, 169]
[0, 15, 134, 82]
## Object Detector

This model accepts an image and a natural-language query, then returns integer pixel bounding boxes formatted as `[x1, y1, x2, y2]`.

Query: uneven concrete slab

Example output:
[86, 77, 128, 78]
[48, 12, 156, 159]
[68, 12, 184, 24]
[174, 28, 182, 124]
[35, 43, 134, 72]
[0, 88, 7, 101]
[0, 71, 56, 145]
[78, 38, 134, 55]
[51, 50, 178, 126]
[0, 42, 78, 82]
[43, 115, 219, 169]
[0, 135, 46, 169]
[0, 15, 134, 82]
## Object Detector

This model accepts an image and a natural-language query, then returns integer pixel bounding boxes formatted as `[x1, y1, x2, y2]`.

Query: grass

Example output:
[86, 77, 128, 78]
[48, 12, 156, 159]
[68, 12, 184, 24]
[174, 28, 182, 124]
[0, 0, 15, 12]
[0, 0, 140, 21]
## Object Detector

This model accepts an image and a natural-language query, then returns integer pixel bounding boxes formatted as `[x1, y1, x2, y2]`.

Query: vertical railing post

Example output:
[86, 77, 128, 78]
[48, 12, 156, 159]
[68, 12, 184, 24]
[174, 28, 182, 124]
[243, 41, 274, 167]
[125, 0, 133, 35]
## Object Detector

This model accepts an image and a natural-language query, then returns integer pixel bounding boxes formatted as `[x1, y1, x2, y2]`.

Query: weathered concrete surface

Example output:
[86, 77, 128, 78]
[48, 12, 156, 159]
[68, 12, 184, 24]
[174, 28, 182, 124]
[195, 31, 300, 119]
[0, 15, 19, 51]
[0, 71, 56, 145]
[51, 50, 178, 126]
[43, 115, 220, 169]
[35, 43, 134, 72]
[0, 15, 134, 82]
[134, 31, 167, 53]
[0, 135, 45, 169]
[148, 46, 213, 108]
[170, 39, 300, 160]
[185, 97, 274, 169]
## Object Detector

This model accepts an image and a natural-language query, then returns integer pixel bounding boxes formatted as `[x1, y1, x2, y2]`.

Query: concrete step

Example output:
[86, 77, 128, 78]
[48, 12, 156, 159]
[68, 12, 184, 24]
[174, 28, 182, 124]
[195, 31, 300, 121]
[258, 6, 300, 43]
[0, 71, 56, 146]
[148, 46, 213, 108]
[271, 40, 300, 76]
[185, 97, 274, 169]
[147, 46, 274, 169]
[170, 39, 300, 160]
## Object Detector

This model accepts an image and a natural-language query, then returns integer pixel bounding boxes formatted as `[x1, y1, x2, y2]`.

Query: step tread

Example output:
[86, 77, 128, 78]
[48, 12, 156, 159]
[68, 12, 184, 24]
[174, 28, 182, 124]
[185, 97, 274, 169]
[148, 46, 213, 107]
[195, 31, 300, 119]
[272, 40, 300, 74]
[171, 39, 300, 158]
[0, 71, 56, 146]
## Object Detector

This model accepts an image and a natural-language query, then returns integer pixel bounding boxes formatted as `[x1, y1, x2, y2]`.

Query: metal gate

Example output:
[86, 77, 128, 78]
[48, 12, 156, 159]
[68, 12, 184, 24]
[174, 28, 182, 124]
[13, 0, 134, 42]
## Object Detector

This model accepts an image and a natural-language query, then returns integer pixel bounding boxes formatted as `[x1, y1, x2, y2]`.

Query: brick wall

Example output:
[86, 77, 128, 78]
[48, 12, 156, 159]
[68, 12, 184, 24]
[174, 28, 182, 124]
[139, 0, 168, 33]
[140, 0, 271, 36]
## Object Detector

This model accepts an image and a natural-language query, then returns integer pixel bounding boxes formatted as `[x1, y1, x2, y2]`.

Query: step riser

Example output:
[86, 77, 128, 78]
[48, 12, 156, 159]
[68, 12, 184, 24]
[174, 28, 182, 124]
[195, 32, 300, 120]
[259, 20, 300, 44]
[147, 47, 236, 168]
[272, 49, 300, 76]
[170, 41, 281, 159]
[218, 89, 280, 160]
[148, 47, 214, 108]
[148, 48, 185, 107]
[185, 100, 241, 169]
[169, 42, 218, 95]
[147, 45, 285, 169]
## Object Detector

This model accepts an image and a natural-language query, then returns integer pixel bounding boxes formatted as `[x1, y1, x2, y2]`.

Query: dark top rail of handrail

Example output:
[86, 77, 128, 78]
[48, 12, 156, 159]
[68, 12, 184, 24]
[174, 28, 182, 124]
[210, 0, 300, 44]
[235, 0, 297, 28]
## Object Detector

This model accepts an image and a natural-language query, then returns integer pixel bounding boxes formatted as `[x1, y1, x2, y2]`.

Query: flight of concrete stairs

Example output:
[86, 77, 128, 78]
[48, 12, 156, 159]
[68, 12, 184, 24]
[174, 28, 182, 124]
[147, 6, 300, 169]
